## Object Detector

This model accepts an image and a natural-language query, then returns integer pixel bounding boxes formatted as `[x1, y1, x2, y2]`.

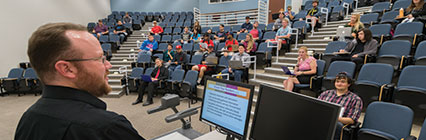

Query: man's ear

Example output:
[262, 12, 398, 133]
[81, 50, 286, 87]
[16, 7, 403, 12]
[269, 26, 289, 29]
[54, 61, 78, 79]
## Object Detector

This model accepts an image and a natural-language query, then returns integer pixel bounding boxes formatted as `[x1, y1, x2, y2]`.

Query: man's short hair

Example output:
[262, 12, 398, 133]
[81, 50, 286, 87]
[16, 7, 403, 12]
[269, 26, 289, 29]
[220, 24, 224, 27]
[333, 72, 353, 85]
[312, 0, 319, 4]
[282, 18, 290, 23]
[287, 6, 292, 9]
[246, 16, 250, 19]
[27, 23, 86, 82]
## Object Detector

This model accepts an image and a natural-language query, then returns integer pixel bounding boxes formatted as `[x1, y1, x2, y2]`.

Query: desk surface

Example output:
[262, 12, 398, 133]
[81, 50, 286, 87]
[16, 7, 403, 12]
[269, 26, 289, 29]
[194, 131, 227, 140]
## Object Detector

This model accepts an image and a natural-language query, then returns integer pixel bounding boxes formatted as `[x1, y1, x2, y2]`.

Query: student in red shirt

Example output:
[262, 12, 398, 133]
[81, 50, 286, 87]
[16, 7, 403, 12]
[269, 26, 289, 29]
[150, 21, 163, 35]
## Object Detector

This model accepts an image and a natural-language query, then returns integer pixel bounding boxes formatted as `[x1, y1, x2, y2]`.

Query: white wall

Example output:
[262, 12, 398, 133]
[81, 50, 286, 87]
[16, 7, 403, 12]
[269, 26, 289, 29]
[110, 0, 199, 12]
[0, 0, 111, 76]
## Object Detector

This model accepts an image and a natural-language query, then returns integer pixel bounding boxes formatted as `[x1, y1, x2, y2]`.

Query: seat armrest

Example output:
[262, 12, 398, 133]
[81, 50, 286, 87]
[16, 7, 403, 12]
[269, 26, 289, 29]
[404, 135, 417, 140]
[311, 75, 324, 95]
[381, 83, 395, 102]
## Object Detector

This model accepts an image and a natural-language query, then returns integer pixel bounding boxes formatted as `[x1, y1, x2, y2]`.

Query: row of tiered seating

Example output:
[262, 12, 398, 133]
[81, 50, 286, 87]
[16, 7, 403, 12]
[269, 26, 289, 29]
[0, 67, 42, 96]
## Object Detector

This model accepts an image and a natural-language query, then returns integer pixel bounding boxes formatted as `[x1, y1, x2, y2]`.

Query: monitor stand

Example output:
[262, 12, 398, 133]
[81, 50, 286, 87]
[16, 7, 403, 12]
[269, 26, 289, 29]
[226, 134, 240, 140]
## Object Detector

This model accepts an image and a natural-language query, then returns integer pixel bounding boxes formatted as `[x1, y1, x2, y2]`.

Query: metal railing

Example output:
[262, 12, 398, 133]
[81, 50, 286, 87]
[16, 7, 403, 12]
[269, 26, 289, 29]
[320, 7, 329, 26]
[291, 28, 299, 49]
[342, 2, 350, 19]
[266, 41, 279, 64]
[119, 66, 129, 95]
[193, 1, 268, 27]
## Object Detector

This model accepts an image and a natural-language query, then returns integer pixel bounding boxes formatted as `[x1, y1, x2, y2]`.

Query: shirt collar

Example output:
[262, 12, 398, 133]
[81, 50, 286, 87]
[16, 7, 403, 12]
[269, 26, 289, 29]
[41, 85, 107, 110]
[333, 89, 351, 97]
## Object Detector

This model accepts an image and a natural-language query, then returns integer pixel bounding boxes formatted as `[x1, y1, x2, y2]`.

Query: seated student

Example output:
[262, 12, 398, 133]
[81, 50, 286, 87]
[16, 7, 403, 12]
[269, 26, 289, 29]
[92, 20, 109, 38]
[133, 58, 169, 106]
[241, 33, 257, 54]
[273, 12, 284, 31]
[113, 20, 127, 43]
[176, 26, 192, 44]
[284, 6, 295, 21]
[163, 44, 175, 68]
[334, 28, 378, 70]
[317, 72, 363, 140]
[190, 29, 201, 43]
[214, 24, 228, 45]
[192, 45, 216, 84]
[283, 46, 317, 91]
[267, 18, 291, 52]
[195, 34, 214, 55]
[300, 0, 320, 31]
[123, 12, 132, 24]
[193, 20, 202, 34]
[139, 35, 158, 55]
[223, 34, 239, 56]
[402, 0, 426, 23]
[206, 29, 215, 41]
[238, 16, 253, 34]
[345, 14, 364, 39]
[220, 46, 251, 82]
[249, 21, 261, 41]
[169, 45, 187, 71]
[150, 21, 163, 35]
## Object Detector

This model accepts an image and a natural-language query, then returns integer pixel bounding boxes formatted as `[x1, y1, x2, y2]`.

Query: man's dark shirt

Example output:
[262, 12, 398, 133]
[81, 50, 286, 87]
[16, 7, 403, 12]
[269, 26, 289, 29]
[151, 65, 169, 80]
[15, 85, 145, 140]
[351, 41, 365, 56]
[173, 51, 188, 65]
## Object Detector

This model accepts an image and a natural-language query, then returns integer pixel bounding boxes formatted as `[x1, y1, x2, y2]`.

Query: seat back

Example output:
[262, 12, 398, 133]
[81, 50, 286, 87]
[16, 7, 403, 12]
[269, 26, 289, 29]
[392, 0, 411, 11]
[369, 24, 391, 37]
[394, 22, 424, 37]
[218, 55, 230, 67]
[231, 25, 241, 32]
[258, 24, 266, 31]
[158, 43, 168, 52]
[99, 35, 109, 43]
[316, 59, 326, 76]
[171, 69, 185, 81]
[144, 67, 154, 75]
[360, 13, 379, 24]
[183, 43, 193, 52]
[217, 42, 226, 51]
[378, 40, 411, 57]
[332, 5, 344, 13]
[380, 11, 399, 23]
[414, 41, 426, 60]
[419, 119, 426, 140]
[101, 44, 112, 52]
[237, 33, 247, 41]
[293, 11, 308, 20]
[256, 42, 268, 52]
[262, 31, 276, 41]
[153, 53, 163, 60]
[371, 2, 391, 12]
[153, 35, 161, 41]
[201, 27, 211, 34]
[137, 52, 151, 63]
[324, 41, 347, 54]
[304, 1, 313, 10]
[211, 26, 220, 33]
[326, 61, 356, 78]
[183, 70, 199, 87]
[23, 68, 38, 79]
[397, 65, 426, 90]
[357, 63, 394, 86]
[362, 102, 414, 139]
[130, 68, 144, 78]
[190, 54, 203, 64]
[173, 28, 181, 34]
[161, 35, 172, 42]
[266, 23, 274, 31]
[172, 35, 181, 41]
[7, 68, 24, 79]
[109, 34, 120, 42]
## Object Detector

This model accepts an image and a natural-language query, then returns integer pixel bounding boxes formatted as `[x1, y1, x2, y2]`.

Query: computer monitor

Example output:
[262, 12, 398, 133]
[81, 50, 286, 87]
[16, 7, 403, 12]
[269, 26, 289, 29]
[250, 84, 341, 140]
[200, 77, 254, 139]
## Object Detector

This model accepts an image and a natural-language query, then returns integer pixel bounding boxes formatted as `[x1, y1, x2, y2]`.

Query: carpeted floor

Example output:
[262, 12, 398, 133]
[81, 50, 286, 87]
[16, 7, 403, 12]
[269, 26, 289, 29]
[1, 92, 422, 139]
[0, 93, 210, 139]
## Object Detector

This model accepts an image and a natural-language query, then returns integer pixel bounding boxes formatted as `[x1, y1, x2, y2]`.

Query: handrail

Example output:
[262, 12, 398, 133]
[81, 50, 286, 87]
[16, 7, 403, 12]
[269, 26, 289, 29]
[320, 7, 329, 26]
[246, 56, 257, 80]
[119, 66, 129, 95]
[267, 41, 279, 63]
[291, 28, 299, 49]
[342, 2, 350, 19]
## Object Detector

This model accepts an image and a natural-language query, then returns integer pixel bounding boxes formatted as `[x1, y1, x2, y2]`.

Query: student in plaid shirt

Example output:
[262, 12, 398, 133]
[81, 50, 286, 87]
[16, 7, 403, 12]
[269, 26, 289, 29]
[318, 72, 363, 140]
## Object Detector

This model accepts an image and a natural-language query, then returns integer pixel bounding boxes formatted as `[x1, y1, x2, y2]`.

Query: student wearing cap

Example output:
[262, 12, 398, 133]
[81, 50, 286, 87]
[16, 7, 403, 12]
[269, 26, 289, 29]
[318, 72, 363, 140]
[163, 44, 175, 68]
[150, 21, 163, 35]
[195, 34, 214, 55]
[192, 45, 216, 84]
[301, 0, 320, 31]
[169, 45, 187, 71]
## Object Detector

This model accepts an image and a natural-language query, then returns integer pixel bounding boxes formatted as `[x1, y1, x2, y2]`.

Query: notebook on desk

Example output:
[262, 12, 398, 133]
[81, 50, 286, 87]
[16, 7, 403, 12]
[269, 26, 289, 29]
[205, 56, 218, 65]
[141, 74, 152, 82]
[229, 60, 244, 69]
[281, 66, 295, 76]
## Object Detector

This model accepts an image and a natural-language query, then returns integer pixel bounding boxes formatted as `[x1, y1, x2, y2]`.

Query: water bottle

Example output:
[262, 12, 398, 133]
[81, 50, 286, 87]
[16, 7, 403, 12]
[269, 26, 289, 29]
[399, 8, 404, 18]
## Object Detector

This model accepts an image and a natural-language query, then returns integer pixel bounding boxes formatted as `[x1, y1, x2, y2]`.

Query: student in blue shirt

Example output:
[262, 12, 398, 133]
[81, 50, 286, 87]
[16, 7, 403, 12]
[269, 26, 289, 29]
[139, 35, 158, 55]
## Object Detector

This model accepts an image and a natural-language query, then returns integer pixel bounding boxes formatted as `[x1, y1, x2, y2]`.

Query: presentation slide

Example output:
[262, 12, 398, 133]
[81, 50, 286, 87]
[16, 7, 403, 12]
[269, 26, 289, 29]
[201, 80, 251, 135]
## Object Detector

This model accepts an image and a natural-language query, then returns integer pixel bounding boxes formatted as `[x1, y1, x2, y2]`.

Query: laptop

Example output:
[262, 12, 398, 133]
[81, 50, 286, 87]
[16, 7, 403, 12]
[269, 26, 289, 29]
[229, 60, 244, 69]
[281, 66, 295, 76]
[141, 74, 152, 82]
[336, 27, 352, 37]
[205, 56, 218, 65]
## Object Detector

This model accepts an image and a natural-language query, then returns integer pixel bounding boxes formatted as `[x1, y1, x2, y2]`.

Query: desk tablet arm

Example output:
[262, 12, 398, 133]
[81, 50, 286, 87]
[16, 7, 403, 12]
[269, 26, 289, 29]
[147, 94, 180, 114]
[165, 107, 199, 123]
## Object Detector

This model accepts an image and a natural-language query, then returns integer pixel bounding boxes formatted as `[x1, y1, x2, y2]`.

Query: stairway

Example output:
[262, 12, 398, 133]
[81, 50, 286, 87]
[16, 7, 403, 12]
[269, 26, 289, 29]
[105, 23, 153, 97]
[249, 6, 373, 89]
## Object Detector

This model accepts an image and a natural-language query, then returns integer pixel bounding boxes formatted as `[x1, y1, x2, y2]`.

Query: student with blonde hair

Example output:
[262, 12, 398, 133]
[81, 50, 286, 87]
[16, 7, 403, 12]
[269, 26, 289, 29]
[283, 46, 317, 91]
[345, 14, 364, 38]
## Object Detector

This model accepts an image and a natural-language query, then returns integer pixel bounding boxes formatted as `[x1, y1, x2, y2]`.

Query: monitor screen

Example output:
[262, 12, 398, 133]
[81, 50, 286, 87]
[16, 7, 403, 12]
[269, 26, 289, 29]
[250, 84, 341, 140]
[200, 77, 254, 139]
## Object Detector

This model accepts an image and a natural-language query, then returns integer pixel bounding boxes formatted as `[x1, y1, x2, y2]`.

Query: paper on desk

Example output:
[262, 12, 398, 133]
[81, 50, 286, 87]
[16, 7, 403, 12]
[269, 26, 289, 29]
[156, 132, 190, 140]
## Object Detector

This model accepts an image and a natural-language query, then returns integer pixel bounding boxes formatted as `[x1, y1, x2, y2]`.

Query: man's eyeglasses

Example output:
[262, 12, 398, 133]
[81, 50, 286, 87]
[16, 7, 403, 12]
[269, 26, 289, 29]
[63, 56, 107, 64]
